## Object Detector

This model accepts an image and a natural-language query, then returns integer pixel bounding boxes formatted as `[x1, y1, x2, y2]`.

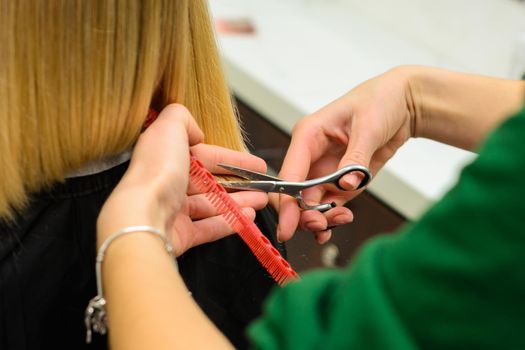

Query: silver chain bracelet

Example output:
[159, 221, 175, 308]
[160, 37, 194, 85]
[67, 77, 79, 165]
[84, 225, 175, 344]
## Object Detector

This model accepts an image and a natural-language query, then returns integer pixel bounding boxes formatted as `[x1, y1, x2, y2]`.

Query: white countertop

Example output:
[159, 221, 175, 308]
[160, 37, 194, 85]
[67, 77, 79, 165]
[210, 0, 525, 219]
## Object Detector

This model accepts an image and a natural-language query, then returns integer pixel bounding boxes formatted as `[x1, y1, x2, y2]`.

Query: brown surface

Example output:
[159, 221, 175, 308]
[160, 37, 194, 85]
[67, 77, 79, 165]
[236, 98, 406, 272]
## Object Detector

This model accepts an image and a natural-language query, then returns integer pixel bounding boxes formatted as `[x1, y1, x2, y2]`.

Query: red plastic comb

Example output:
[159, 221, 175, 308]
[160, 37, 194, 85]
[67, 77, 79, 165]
[189, 157, 299, 286]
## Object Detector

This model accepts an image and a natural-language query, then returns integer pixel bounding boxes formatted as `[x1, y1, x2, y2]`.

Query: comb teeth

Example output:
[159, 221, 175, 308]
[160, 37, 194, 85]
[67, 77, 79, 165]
[189, 157, 299, 286]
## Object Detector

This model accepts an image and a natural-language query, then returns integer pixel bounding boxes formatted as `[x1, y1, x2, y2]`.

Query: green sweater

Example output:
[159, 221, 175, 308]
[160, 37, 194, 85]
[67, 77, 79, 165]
[249, 106, 525, 349]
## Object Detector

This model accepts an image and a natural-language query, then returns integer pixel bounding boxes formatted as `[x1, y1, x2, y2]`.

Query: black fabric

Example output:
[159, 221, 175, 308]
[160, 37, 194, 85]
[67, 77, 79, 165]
[0, 161, 283, 350]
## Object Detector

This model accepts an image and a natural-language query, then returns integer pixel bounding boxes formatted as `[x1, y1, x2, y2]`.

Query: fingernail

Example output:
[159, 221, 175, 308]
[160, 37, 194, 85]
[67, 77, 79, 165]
[342, 174, 361, 190]
[276, 227, 283, 243]
[305, 221, 326, 232]
[316, 233, 331, 245]
[333, 214, 352, 225]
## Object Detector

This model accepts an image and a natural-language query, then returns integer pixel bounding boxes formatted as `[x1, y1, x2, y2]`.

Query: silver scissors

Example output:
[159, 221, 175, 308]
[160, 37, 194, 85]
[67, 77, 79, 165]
[218, 164, 372, 212]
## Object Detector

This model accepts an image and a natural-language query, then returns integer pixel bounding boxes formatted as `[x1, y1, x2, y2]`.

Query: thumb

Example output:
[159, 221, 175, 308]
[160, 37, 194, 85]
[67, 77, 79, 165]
[152, 104, 204, 147]
[132, 104, 204, 179]
[337, 129, 377, 190]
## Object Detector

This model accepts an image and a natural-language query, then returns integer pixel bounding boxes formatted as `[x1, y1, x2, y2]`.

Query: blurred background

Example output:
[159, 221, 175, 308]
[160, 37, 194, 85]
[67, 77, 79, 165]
[209, 0, 525, 271]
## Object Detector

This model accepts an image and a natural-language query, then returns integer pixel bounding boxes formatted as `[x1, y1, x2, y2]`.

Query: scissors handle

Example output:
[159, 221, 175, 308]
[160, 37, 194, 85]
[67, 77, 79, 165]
[277, 164, 372, 195]
[326, 164, 371, 190]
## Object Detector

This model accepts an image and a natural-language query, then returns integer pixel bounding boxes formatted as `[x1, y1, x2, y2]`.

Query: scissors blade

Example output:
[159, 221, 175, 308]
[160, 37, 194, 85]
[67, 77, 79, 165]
[217, 163, 282, 181]
[218, 180, 280, 193]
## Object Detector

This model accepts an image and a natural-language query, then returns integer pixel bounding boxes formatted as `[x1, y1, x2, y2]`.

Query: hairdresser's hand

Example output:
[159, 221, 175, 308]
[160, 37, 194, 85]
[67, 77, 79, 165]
[171, 143, 268, 255]
[98, 105, 268, 255]
[97, 104, 203, 247]
[278, 67, 415, 243]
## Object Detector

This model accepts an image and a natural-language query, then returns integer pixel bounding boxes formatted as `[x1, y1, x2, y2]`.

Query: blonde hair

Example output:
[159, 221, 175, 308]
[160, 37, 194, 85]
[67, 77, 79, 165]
[0, 0, 245, 220]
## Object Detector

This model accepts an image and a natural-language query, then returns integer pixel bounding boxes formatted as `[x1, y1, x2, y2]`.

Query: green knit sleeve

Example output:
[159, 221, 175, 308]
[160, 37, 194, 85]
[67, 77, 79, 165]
[249, 106, 525, 349]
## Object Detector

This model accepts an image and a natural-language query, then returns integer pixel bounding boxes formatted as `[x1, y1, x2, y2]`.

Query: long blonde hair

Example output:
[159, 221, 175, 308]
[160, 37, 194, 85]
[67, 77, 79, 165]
[0, 0, 244, 220]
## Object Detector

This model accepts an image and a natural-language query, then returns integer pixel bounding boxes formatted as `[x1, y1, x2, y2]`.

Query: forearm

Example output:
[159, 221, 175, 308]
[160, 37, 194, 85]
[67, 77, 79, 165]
[102, 233, 233, 350]
[402, 65, 525, 150]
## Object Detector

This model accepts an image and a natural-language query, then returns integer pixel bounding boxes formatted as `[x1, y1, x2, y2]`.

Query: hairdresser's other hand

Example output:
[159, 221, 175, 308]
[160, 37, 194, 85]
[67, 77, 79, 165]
[278, 67, 414, 243]
[170, 144, 268, 255]
[97, 104, 203, 247]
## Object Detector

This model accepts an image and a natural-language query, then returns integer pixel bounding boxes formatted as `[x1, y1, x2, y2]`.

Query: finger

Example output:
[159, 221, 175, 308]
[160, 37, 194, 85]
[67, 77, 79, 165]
[314, 230, 332, 244]
[133, 104, 203, 170]
[128, 105, 203, 190]
[318, 191, 356, 207]
[300, 185, 325, 209]
[187, 191, 268, 220]
[152, 104, 204, 146]
[299, 149, 357, 209]
[337, 116, 378, 190]
[324, 206, 353, 226]
[142, 104, 203, 150]
[190, 144, 267, 174]
[277, 195, 301, 242]
[299, 210, 328, 232]
[277, 126, 317, 242]
[278, 109, 352, 241]
[189, 207, 257, 248]
[268, 193, 280, 211]
[279, 125, 315, 182]
[299, 206, 353, 232]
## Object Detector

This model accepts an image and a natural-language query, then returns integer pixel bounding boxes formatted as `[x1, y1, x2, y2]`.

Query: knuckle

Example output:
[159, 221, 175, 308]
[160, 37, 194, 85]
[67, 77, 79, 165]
[345, 149, 369, 166]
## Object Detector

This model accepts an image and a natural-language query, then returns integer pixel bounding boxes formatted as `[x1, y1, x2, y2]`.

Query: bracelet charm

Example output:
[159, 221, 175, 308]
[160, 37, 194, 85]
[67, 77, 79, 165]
[85, 295, 107, 343]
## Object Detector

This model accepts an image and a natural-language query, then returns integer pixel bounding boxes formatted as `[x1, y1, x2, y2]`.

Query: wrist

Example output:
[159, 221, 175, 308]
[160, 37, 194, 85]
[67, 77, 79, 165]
[102, 229, 173, 266]
[97, 184, 166, 248]
[390, 65, 464, 145]
[390, 65, 525, 150]
[402, 65, 446, 142]
[386, 65, 426, 139]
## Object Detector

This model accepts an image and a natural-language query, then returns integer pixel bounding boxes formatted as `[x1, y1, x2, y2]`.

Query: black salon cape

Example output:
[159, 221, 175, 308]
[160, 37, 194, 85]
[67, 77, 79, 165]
[0, 162, 284, 350]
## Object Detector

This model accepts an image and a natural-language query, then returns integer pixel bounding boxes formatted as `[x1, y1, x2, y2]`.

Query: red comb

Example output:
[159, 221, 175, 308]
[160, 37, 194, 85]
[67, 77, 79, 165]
[189, 157, 299, 286]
